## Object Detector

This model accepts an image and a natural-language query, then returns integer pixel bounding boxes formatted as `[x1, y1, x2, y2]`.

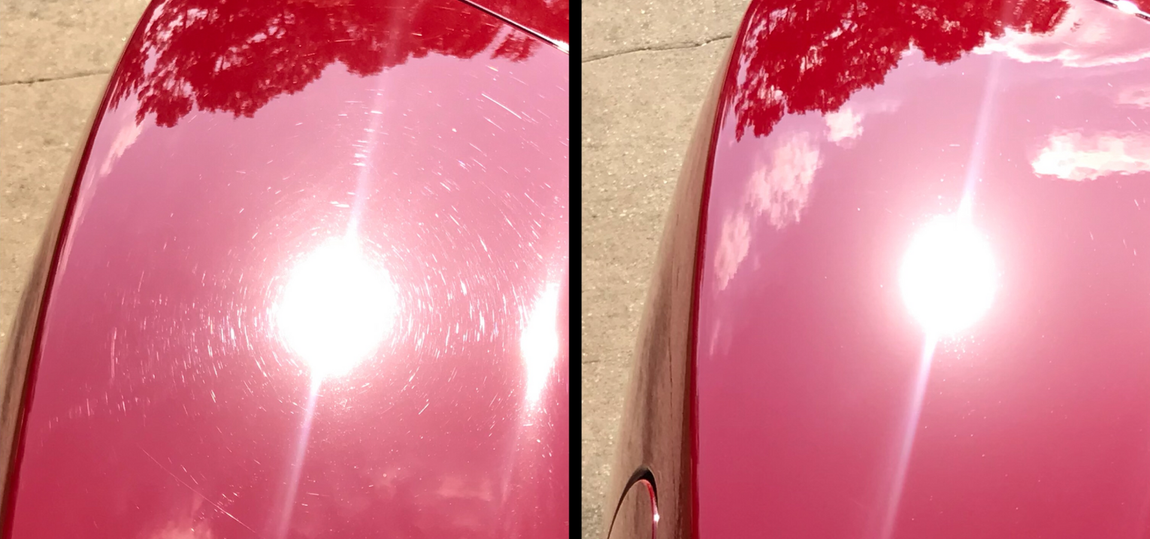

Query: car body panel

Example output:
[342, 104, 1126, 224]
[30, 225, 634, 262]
[460, 0, 570, 50]
[3, 0, 569, 537]
[693, 0, 1149, 538]
[0, 98, 102, 510]
[605, 39, 732, 539]
[609, 0, 1149, 538]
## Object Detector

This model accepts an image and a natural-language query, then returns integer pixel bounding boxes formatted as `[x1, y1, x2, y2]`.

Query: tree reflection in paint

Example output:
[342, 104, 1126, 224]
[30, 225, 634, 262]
[724, 0, 1071, 140]
[109, 0, 567, 127]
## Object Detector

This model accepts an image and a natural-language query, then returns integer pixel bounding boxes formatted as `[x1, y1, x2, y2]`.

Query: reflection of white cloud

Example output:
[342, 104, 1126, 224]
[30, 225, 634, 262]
[436, 474, 496, 502]
[714, 131, 823, 290]
[99, 112, 145, 177]
[1032, 131, 1150, 181]
[148, 497, 215, 539]
[152, 524, 213, 539]
[824, 101, 900, 147]
[747, 131, 822, 227]
[977, 0, 1150, 67]
[714, 212, 751, 291]
[825, 106, 863, 144]
[1118, 86, 1150, 108]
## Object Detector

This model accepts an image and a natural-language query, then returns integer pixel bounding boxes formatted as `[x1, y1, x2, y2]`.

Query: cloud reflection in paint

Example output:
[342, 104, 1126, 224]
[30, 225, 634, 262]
[976, 0, 1150, 67]
[1118, 85, 1150, 108]
[150, 521, 213, 539]
[714, 212, 753, 291]
[825, 106, 864, 145]
[1032, 131, 1150, 181]
[714, 130, 822, 290]
[747, 131, 822, 228]
[99, 109, 146, 177]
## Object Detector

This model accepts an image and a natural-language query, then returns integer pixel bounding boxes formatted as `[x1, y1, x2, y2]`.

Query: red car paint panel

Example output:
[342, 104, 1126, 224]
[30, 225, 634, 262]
[693, 1, 1149, 538]
[462, 0, 570, 48]
[5, 0, 568, 537]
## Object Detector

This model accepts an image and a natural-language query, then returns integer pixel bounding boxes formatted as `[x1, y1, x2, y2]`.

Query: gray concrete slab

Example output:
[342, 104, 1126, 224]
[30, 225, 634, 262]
[583, 0, 747, 61]
[581, 0, 748, 535]
[0, 0, 149, 84]
[0, 0, 149, 374]
[0, 74, 108, 345]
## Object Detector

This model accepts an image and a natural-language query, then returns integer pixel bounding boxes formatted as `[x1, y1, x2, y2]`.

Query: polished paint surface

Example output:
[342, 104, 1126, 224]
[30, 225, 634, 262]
[693, 0, 1149, 537]
[4, 0, 569, 536]
[460, 0, 570, 49]
[603, 48, 730, 539]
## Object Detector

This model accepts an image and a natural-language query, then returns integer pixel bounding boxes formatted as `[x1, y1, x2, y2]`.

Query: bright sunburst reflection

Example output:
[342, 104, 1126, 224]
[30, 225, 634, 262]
[1115, 0, 1140, 14]
[522, 282, 560, 407]
[275, 237, 398, 379]
[899, 215, 997, 335]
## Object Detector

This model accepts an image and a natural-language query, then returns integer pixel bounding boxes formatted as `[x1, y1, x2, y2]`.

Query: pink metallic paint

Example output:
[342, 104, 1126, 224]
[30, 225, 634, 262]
[2, 0, 568, 537]
[611, 0, 1150, 538]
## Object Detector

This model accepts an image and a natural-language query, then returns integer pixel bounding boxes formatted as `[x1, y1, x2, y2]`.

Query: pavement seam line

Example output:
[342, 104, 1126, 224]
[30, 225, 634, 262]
[0, 69, 110, 87]
[582, 33, 733, 63]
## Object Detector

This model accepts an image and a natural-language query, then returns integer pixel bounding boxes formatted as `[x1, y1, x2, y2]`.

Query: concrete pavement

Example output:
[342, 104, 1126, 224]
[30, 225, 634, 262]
[0, 0, 150, 364]
[581, 0, 748, 536]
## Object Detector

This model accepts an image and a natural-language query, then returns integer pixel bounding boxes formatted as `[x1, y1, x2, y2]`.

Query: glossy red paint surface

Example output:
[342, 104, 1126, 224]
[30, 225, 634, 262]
[4, 0, 568, 537]
[461, 0, 570, 49]
[693, 1, 1149, 538]
[604, 52, 729, 539]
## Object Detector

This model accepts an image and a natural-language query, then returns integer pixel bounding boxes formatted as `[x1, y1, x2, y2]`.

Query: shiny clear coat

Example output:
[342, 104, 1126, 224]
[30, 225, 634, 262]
[609, 1, 1150, 538]
[2, 0, 569, 536]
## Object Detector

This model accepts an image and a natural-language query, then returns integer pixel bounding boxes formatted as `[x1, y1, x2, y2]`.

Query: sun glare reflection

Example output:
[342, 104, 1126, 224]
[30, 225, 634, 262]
[879, 335, 938, 539]
[522, 282, 560, 407]
[275, 238, 398, 379]
[272, 375, 321, 539]
[1115, 0, 1140, 14]
[899, 215, 997, 336]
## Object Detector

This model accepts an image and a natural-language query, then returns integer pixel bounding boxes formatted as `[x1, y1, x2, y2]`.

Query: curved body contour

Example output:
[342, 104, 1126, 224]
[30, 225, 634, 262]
[2, 0, 569, 536]
[609, 0, 1150, 537]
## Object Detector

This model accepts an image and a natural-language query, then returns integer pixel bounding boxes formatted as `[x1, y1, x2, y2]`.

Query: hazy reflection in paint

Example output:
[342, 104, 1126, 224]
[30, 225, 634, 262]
[522, 282, 560, 407]
[274, 238, 398, 379]
[1032, 131, 1150, 182]
[720, 0, 1072, 141]
[110, 0, 566, 127]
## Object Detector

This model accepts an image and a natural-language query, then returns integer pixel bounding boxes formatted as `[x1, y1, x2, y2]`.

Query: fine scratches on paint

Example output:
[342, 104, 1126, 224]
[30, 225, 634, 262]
[110, 327, 118, 383]
[480, 92, 524, 121]
[138, 446, 259, 535]
[42, 159, 566, 439]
